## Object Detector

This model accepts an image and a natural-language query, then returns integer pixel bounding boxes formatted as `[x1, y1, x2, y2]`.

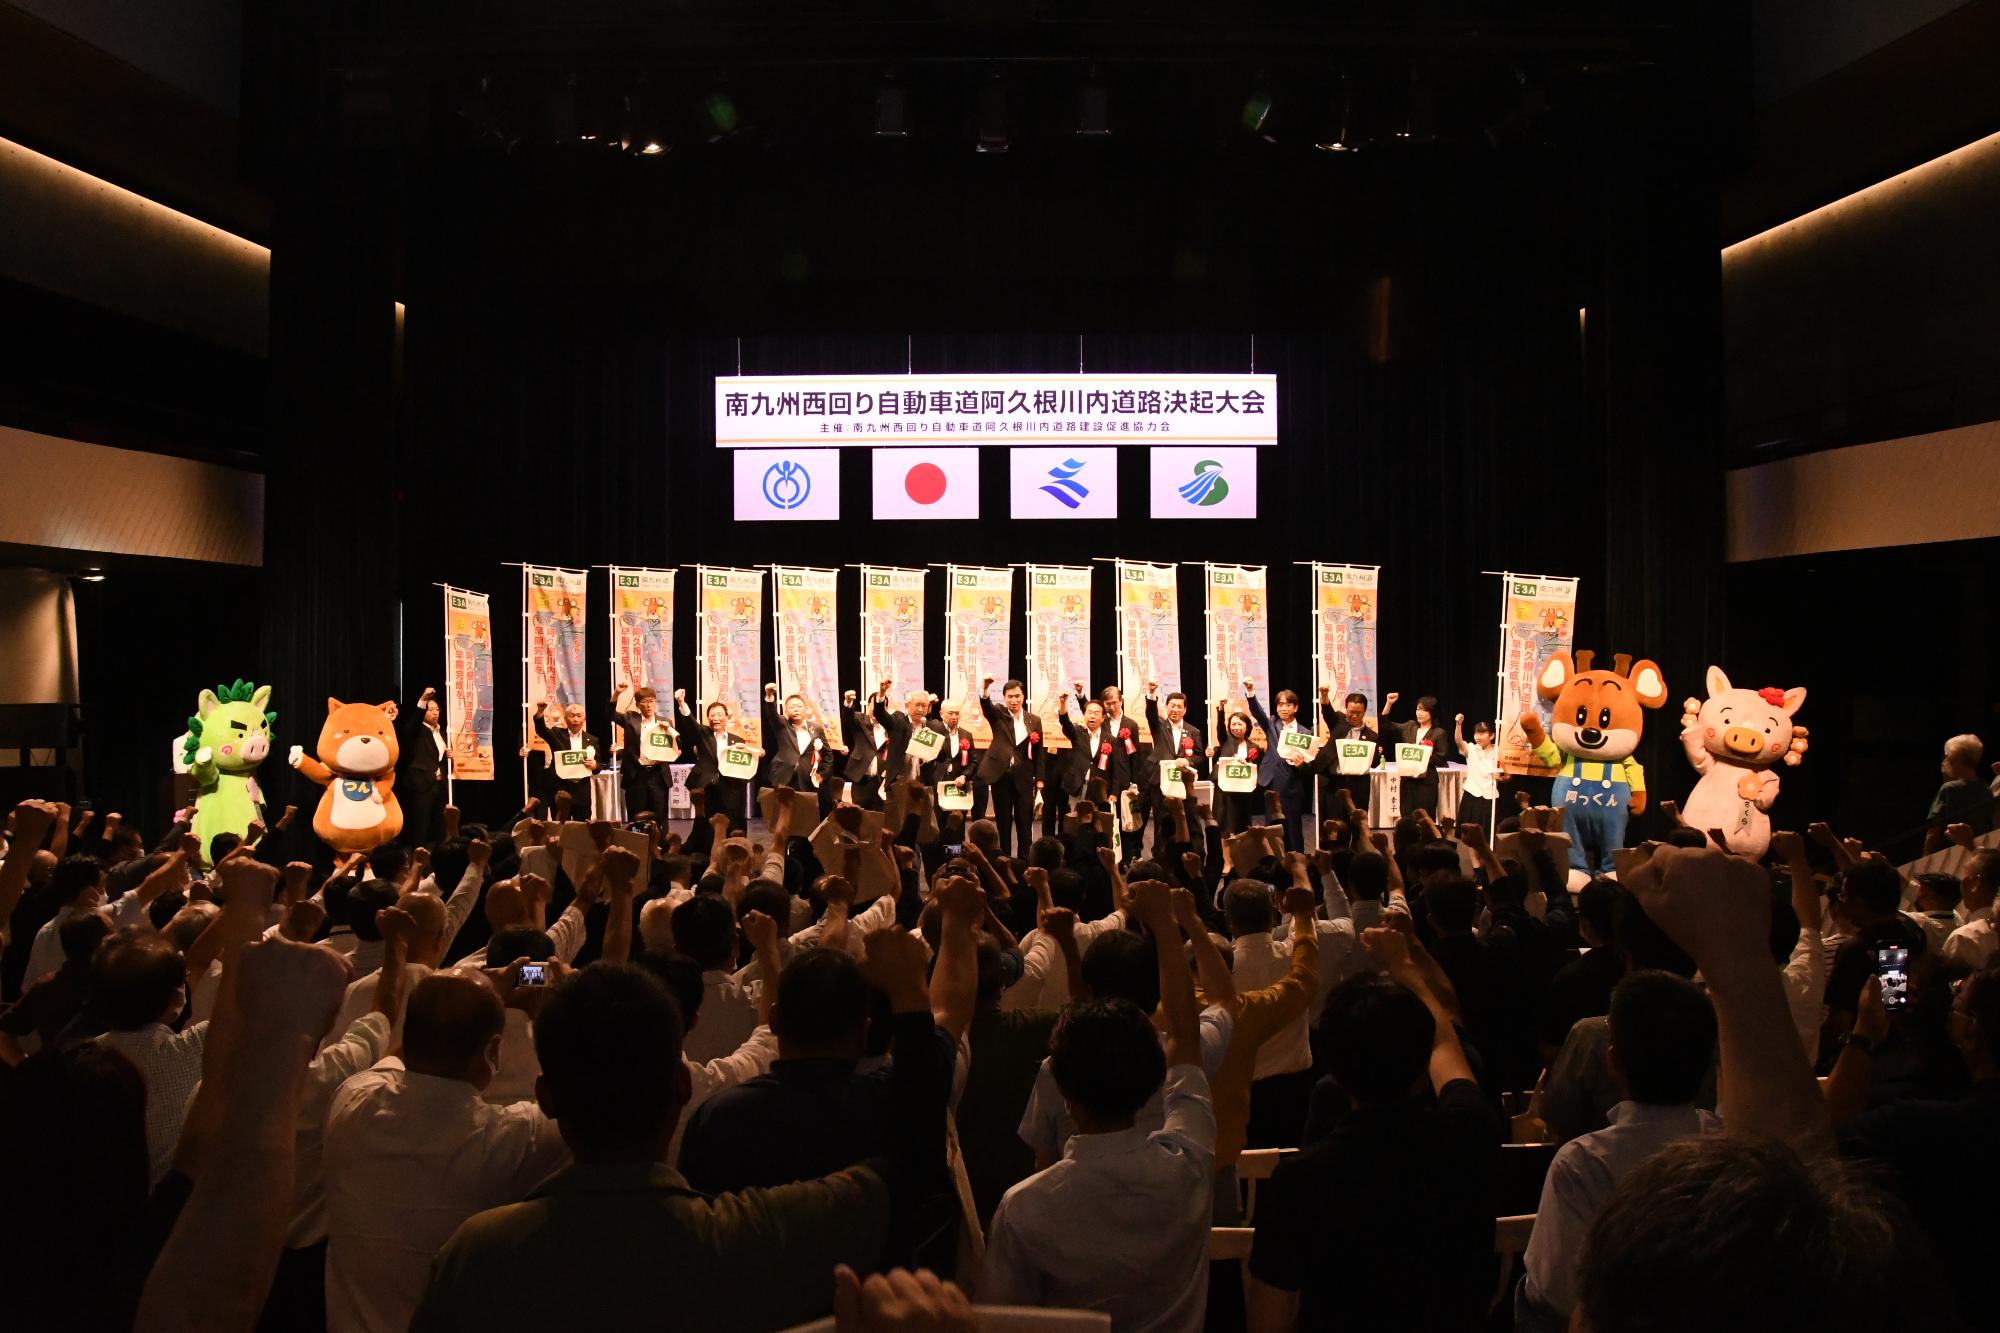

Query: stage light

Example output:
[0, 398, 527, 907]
[1076, 80, 1110, 137]
[1313, 72, 1353, 152]
[620, 90, 667, 155]
[639, 141, 666, 155]
[976, 73, 1008, 154]
[81, 570, 106, 583]
[876, 84, 910, 139]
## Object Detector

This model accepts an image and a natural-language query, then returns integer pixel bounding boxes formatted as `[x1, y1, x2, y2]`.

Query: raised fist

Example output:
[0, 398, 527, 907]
[287, 744, 305, 766]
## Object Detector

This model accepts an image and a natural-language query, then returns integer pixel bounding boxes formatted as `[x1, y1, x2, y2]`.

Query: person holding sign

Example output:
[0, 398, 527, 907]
[1060, 689, 1130, 803]
[841, 688, 892, 811]
[1209, 703, 1264, 836]
[1378, 692, 1446, 817]
[1453, 714, 1503, 838]
[681, 692, 759, 833]
[1247, 685, 1314, 852]
[611, 682, 679, 823]
[1314, 688, 1381, 826]
[530, 698, 600, 810]
[871, 683, 933, 780]
[1144, 683, 1206, 859]
[976, 676, 1046, 858]
[925, 699, 986, 817]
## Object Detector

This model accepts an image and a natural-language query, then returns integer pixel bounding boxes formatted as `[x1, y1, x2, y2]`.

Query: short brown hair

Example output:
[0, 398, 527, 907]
[633, 687, 656, 704]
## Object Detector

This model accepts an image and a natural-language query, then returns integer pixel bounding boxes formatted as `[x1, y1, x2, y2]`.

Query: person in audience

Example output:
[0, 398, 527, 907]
[672, 893, 761, 1064]
[0, 905, 111, 1056]
[1905, 871, 1961, 953]
[1516, 970, 1719, 1331]
[412, 946, 954, 1329]
[1248, 927, 1503, 1331]
[322, 970, 570, 1333]
[632, 944, 780, 1171]
[92, 931, 208, 1185]
[959, 919, 1072, 1226]
[1821, 858, 1928, 1058]
[982, 879, 1215, 1330]
[677, 875, 975, 1195]
[1942, 844, 1999, 971]
[1925, 733, 1994, 850]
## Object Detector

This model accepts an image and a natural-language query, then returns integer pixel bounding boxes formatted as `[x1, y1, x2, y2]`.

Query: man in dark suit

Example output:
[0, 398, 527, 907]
[924, 699, 986, 817]
[611, 682, 678, 823]
[1099, 684, 1147, 864]
[871, 684, 934, 783]
[976, 676, 1045, 858]
[1058, 688, 1128, 809]
[1141, 684, 1206, 861]
[681, 693, 755, 834]
[394, 686, 448, 846]
[840, 689, 891, 811]
[761, 683, 829, 802]
[1314, 686, 1381, 831]
[532, 698, 600, 813]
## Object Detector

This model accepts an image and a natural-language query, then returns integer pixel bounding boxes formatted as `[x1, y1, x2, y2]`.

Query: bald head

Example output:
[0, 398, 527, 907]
[483, 880, 528, 932]
[399, 890, 448, 965]
[401, 972, 505, 1086]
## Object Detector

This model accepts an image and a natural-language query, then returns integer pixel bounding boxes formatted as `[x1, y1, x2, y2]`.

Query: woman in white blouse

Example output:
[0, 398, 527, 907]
[1454, 714, 1503, 836]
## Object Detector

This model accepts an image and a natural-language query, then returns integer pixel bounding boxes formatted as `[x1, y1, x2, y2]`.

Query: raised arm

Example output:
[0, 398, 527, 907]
[1133, 880, 1199, 1068]
[600, 845, 639, 965]
[1361, 925, 1473, 1093]
[1173, 887, 1237, 1009]
[929, 874, 983, 1042]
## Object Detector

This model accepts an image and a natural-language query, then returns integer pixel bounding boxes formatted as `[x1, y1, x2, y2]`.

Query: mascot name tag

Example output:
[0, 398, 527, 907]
[1336, 740, 1378, 776]
[905, 728, 945, 764]
[937, 778, 974, 811]
[719, 746, 759, 781]
[555, 748, 593, 781]
[1217, 760, 1258, 794]
[1395, 744, 1434, 777]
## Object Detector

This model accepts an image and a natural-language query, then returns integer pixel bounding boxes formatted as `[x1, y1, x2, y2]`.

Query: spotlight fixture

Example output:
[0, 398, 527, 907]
[876, 83, 910, 139]
[976, 72, 1008, 154]
[1076, 79, 1110, 137]
[81, 569, 106, 583]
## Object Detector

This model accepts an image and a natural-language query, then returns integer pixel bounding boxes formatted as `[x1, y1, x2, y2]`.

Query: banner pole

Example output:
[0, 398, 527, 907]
[441, 584, 456, 809]
[520, 565, 531, 803]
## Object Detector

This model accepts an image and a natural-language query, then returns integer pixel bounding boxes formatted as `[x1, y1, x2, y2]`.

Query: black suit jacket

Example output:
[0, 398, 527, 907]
[396, 703, 447, 785]
[924, 725, 979, 787]
[843, 703, 894, 784]
[1312, 705, 1381, 779]
[1059, 713, 1129, 796]
[872, 699, 919, 777]
[975, 696, 1046, 786]
[685, 716, 750, 788]
[762, 696, 827, 787]
[534, 718, 600, 780]
[1144, 698, 1206, 783]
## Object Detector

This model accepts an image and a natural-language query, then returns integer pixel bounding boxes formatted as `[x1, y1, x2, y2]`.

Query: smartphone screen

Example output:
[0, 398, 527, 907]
[942, 843, 964, 859]
[1873, 946, 1909, 1011]
[517, 963, 548, 987]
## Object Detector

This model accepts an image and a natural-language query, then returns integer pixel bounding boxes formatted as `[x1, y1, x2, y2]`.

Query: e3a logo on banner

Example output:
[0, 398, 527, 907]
[733, 449, 841, 521]
[1150, 446, 1258, 519]
[1009, 447, 1118, 519]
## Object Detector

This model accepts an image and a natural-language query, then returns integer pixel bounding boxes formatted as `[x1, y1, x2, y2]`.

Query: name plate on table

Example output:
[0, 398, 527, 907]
[1277, 730, 1315, 762]
[642, 725, 679, 761]
[1395, 743, 1434, 777]
[905, 728, 945, 764]
[554, 748, 593, 781]
[1217, 760, 1259, 793]
[1336, 740, 1378, 775]
[937, 778, 974, 811]
[719, 746, 760, 781]
[1158, 761, 1190, 800]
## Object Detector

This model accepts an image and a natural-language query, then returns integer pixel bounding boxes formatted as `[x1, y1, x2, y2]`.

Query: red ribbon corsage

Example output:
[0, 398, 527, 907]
[1028, 731, 1041, 745]
[1099, 742, 1113, 755]
[1181, 737, 1196, 754]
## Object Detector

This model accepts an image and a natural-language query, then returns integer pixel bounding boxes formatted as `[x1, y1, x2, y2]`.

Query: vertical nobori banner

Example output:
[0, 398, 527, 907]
[773, 566, 843, 743]
[1312, 564, 1381, 733]
[1026, 565, 1092, 749]
[697, 566, 765, 746]
[525, 565, 588, 709]
[1117, 559, 1182, 745]
[1205, 563, 1270, 718]
[609, 566, 675, 702]
[443, 586, 495, 782]
[861, 566, 926, 699]
[945, 565, 1013, 746]
[1494, 573, 1579, 776]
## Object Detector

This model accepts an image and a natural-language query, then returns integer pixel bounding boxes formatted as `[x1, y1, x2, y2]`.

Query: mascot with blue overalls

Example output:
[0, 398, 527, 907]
[1517, 650, 1668, 887]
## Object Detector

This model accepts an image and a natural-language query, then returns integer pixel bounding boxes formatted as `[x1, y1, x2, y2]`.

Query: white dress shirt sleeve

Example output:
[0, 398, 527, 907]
[546, 901, 587, 964]
[1781, 926, 1827, 1063]
[1520, 1140, 1600, 1323]
[440, 862, 485, 951]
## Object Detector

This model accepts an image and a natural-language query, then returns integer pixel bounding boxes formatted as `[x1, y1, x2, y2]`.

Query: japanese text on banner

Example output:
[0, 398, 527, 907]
[1026, 565, 1092, 749]
[526, 566, 587, 710]
[698, 567, 765, 746]
[1314, 565, 1380, 733]
[444, 588, 494, 781]
[1118, 560, 1180, 744]
[862, 567, 926, 698]
[946, 566, 1012, 746]
[1496, 575, 1579, 776]
[611, 567, 675, 699]
[774, 567, 843, 740]
[1206, 564, 1269, 716]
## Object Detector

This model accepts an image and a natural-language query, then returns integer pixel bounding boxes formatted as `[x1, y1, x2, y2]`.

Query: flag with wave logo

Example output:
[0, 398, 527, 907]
[1151, 447, 1258, 519]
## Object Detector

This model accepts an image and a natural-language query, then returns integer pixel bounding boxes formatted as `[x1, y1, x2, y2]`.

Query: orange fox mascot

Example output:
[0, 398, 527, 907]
[288, 698, 404, 851]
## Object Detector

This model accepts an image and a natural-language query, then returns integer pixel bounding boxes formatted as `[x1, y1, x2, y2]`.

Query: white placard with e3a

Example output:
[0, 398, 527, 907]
[1158, 760, 1190, 800]
[937, 778, 975, 811]
[1217, 760, 1259, 793]
[719, 746, 761, 781]
[1395, 743, 1435, 777]
[905, 728, 946, 764]
[1335, 740, 1378, 775]
[554, 748, 593, 781]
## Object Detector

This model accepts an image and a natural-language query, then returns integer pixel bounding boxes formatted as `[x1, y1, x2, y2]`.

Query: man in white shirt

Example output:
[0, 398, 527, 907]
[322, 970, 568, 1333]
[1517, 971, 1720, 1332]
[985, 880, 1215, 1332]
[91, 932, 208, 1184]
[1943, 848, 1999, 971]
[25, 852, 185, 987]
[1018, 924, 1234, 1169]
[323, 841, 487, 1051]
[672, 894, 762, 1063]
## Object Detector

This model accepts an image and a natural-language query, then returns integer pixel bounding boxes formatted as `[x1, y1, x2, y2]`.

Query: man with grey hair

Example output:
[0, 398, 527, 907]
[1925, 733, 1993, 852]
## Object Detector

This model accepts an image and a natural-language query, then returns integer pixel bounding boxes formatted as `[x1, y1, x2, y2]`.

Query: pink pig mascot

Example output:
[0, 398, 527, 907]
[1679, 666, 1809, 858]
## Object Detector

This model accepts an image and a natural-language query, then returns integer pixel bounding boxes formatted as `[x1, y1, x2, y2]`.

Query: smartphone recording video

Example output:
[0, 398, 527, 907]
[517, 963, 548, 987]
[1873, 946, 1909, 1011]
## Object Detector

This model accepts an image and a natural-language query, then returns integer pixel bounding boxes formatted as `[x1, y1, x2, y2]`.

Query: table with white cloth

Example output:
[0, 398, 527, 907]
[1367, 763, 1467, 828]
[589, 771, 625, 822]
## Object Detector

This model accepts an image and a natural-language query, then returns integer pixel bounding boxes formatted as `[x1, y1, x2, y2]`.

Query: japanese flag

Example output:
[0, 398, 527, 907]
[872, 448, 980, 520]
